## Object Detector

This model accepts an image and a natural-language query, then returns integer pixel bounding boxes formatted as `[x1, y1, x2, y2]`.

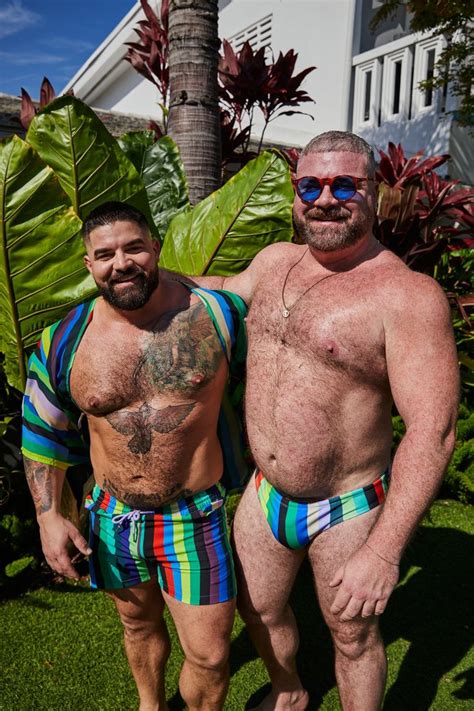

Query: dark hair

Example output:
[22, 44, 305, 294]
[82, 202, 149, 242]
[300, 130, 376, 178]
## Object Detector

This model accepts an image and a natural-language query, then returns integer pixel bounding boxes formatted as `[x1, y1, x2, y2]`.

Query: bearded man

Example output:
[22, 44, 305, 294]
[193, 131, 459, 710]
[22, 202, 247, 711]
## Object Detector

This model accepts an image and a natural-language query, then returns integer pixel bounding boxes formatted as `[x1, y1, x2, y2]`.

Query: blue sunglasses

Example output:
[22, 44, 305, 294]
[294, 175, 373, 203]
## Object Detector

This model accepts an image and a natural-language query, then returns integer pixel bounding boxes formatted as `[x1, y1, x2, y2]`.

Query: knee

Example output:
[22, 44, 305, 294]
[330, 622, 380, 662]
[237, 593, 287, 629]
[184, 641, 230, 673]
[120, 611, 167, 644]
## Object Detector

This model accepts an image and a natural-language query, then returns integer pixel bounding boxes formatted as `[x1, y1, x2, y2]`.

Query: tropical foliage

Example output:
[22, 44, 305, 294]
[125, 0, 170, 133]
[18, 76, 57, 130]
[375, 141, 474, 273]
[218, 40, 315, 155]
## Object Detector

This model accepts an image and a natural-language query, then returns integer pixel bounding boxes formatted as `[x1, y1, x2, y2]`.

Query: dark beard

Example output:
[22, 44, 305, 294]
[100, 268, 159, 310]
[294, 207, 370, 252]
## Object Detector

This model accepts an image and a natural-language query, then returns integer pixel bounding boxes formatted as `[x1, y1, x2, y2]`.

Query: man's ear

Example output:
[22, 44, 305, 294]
[84, 254, 92, 273]
[153, 239, 161, 262]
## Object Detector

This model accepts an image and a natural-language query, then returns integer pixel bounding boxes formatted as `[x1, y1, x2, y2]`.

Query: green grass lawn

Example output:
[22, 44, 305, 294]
[1, 500, 472, 710]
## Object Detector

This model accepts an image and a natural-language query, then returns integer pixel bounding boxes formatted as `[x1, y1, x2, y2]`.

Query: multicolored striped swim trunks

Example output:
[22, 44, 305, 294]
[255, 468, 390, 549]
[84, 483, 236, 604]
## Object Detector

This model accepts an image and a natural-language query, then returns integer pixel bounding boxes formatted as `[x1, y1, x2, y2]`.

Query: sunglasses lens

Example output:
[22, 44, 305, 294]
[332, 176, 357, 200]
[297, 177, 322, 203]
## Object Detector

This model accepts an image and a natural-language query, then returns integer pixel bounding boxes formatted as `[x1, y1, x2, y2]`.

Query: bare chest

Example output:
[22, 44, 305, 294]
[70, 302, 226, 415]
[248, 273, 387, 381]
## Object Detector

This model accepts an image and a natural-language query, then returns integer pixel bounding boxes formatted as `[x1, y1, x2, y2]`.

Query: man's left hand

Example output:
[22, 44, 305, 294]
[329, 543, 399, 621]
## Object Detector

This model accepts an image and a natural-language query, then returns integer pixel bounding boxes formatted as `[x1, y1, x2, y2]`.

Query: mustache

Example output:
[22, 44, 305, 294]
[109, 268, 145, 284]
[305, 206, 349, 220]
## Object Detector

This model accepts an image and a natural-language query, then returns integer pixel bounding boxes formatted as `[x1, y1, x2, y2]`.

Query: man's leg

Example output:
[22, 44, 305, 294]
[108, 579, 170, 711]
[308, 507, 386, 711]
[232, 476, 308, 710]
[164, 592, 235, 710]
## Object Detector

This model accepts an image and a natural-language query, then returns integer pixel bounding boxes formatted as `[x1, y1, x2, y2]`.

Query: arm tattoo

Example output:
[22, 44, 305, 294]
[106, 401, 196, 454]
[103, 477, 194, 508]
[24, 460, 53, 515]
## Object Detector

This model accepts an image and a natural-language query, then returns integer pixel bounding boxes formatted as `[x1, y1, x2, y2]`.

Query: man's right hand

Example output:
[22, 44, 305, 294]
[38, 512, 92, 580]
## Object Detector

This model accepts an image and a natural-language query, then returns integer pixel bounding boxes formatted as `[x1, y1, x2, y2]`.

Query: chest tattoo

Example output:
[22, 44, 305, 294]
[133, 302, 223, 392]
[106, 401, 196, 454]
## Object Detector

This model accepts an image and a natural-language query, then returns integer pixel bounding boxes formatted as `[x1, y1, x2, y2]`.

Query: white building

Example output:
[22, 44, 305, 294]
[64, 0, 473, 183]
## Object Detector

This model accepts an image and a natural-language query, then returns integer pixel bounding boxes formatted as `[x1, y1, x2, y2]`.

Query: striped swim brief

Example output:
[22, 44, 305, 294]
[255, 468, 390, 550]
[84, 483, 236, 605]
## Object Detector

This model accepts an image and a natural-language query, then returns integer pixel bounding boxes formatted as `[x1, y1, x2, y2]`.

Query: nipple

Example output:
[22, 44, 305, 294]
[88, 396, 101, 409]
[324, 340, 338, 355]
[191, 373, 205, 384]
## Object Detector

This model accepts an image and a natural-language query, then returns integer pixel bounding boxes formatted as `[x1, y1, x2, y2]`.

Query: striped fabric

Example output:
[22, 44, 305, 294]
[22, 299, 97, 469]
[255, 468, 390, 549]
[85, 483, 236, 604]
[21, 288, 250, 490]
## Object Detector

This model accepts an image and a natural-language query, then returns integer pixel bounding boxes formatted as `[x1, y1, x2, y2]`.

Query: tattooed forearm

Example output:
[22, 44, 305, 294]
[106, 401, 196, 454]
[24, 460, 54, 515]
[103, 477, 194, 508]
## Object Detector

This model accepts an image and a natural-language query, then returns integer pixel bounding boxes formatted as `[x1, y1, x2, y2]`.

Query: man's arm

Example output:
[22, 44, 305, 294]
[24, 457, 91, 579]
[330, 275, 459, 620]
[161, 241, 291, 305]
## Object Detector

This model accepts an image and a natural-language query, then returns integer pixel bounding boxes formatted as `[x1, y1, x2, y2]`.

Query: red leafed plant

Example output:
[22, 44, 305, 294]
[218, 39, 315, 153]
[19, 77, 57, 130]
[125, 0, 169, 129]
[220, 110, 252, 170]
[375, 142, 474, 275]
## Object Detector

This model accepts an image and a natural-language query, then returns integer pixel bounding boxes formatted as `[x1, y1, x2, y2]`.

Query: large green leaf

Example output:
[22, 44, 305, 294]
[160, 150, 293, 275]
[119, 132, 189, 242]
[26, 96, 153, 225]
[0, 135, 93, 390]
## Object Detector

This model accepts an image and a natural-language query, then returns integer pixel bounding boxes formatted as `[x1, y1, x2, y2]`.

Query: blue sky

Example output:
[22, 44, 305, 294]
[0, 0, 135, 98]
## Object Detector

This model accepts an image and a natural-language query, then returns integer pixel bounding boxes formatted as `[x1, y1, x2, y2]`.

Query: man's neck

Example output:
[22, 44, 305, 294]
[98, 278, 186, 328]
[308, 235, 382, 272]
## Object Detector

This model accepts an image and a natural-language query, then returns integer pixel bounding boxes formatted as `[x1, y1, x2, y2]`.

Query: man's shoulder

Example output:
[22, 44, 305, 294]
[376, 256, 450, 321]
[254, 241, 301, 268]
[190, 285, 248, 316]
[35, 298, 97, 355]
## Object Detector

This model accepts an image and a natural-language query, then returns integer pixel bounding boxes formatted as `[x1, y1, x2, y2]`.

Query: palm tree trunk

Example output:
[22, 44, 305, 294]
[168, 0, 221, 204]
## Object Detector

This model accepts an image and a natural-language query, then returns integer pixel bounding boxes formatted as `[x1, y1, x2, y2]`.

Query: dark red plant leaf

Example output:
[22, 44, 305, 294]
[39, 76, 56, 107]
[148, 120, 164, 140]
[20, 88, 36, 129]
[220, 109, 251, 166]
[160, 0, 169, 32]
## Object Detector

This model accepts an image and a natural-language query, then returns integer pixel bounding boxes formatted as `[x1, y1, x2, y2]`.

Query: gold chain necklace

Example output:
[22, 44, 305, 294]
[281, 248, 339, 318]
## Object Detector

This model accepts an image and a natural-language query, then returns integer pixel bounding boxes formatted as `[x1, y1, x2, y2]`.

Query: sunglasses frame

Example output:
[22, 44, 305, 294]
[293, 175, 373, 204]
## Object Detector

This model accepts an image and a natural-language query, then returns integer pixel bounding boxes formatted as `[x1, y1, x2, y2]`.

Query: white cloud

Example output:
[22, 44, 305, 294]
[0, 0, 40, 39]
[0, 50, 64, 65]
[41, 37, 95, 52]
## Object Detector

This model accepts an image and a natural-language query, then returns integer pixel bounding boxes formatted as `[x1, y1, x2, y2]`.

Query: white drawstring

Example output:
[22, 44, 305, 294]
[112, 510, 142, 525]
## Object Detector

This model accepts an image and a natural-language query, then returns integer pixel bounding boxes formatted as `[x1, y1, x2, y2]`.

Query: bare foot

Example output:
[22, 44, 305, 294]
[250, 688, 309, 710]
